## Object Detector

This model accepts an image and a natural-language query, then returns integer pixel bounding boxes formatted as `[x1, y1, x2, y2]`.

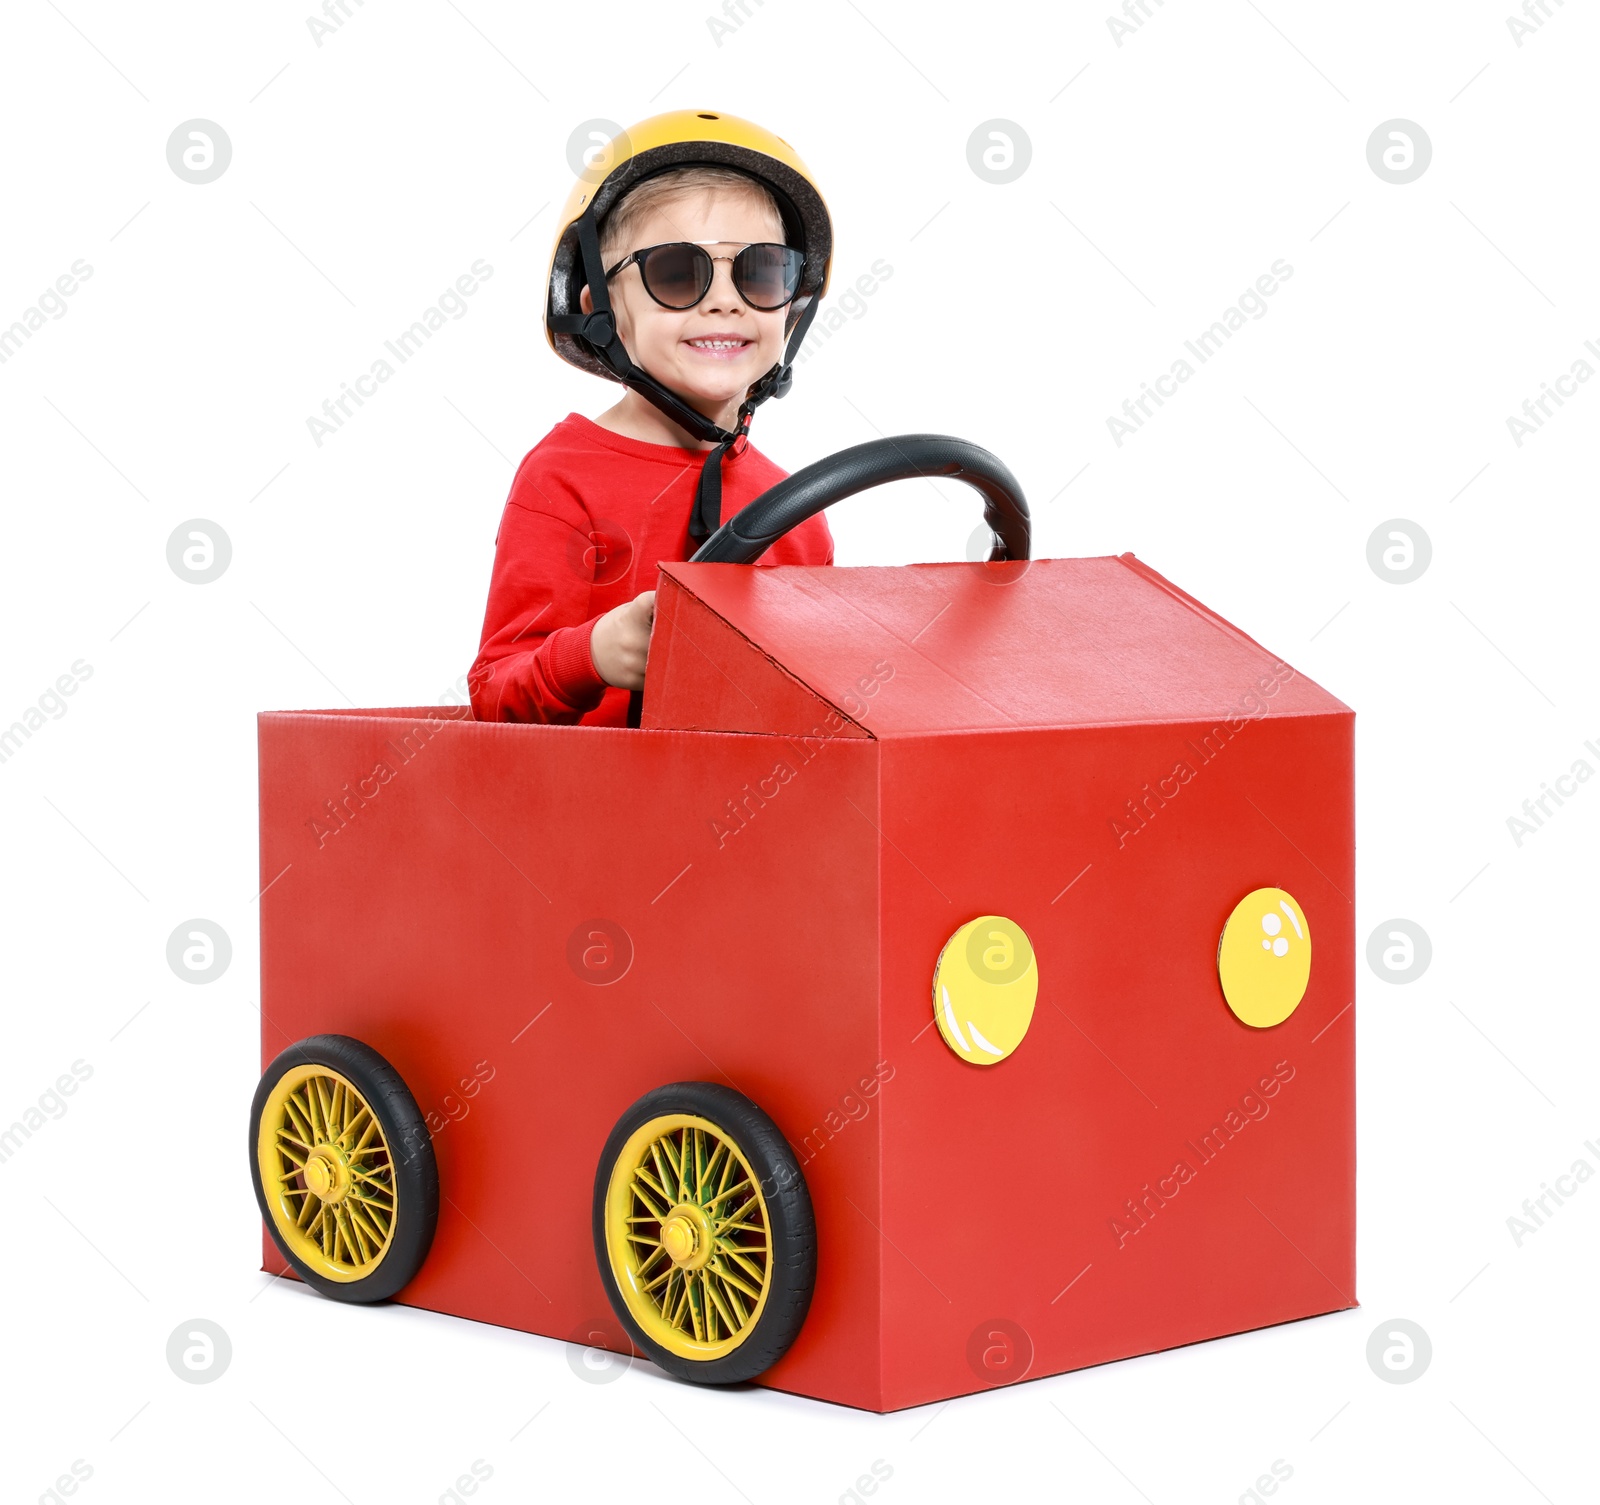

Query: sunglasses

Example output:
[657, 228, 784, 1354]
[603, 241, 806, 312]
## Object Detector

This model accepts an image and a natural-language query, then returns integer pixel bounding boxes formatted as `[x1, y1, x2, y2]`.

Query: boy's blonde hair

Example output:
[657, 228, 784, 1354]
[599, 165, 785, 262]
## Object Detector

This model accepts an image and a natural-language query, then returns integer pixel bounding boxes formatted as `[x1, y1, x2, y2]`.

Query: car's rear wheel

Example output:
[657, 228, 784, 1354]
[250, 1034, 438, 1302]
[593, 1081, 815, 1384]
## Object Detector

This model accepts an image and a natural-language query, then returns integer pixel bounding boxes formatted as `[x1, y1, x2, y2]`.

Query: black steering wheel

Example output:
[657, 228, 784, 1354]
[690, 434, 1031, 565]
[627, 435, 1031, 726]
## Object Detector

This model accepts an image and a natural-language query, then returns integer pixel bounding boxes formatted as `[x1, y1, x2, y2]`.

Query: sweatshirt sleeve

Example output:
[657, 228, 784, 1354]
[469, 491, 611, 723]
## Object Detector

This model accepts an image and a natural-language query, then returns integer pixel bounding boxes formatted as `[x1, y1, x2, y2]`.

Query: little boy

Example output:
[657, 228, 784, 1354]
[469, 111, 835, 725]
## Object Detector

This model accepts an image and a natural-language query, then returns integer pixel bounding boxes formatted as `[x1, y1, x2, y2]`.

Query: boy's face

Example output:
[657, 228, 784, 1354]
[587, 188, 789, 425]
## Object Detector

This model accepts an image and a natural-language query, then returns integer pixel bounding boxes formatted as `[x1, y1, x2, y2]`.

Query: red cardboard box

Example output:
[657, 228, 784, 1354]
[258, 553, 1355, 1411]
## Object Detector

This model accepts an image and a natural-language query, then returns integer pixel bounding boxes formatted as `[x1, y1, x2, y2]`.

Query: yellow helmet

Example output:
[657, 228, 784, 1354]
[545, 110, 833, 480]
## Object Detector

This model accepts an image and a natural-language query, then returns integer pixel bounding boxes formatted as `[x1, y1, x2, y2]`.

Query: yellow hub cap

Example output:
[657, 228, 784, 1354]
[659, 1201, 716, 1270]
[302, 1145, 351, 1203]
[257, 1065, 398, 1283]
[605, 1115, 772, 1360]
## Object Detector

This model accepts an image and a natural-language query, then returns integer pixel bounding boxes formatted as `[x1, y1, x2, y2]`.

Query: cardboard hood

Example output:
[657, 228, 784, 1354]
[642, 553, 1350, 738]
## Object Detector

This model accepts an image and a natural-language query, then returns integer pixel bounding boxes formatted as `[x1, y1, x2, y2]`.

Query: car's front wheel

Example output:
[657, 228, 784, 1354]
[593, 1081, 815, 1384]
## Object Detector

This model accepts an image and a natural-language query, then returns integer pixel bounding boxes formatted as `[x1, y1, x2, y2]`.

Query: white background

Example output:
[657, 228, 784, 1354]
[2, 1, 1597, 1500]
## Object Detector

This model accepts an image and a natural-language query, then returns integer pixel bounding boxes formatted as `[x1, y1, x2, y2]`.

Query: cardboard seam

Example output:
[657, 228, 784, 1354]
[654, 566, 876, 739]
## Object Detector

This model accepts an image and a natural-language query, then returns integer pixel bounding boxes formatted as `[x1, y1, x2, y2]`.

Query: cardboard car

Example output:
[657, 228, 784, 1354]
[251, 436, 1355, 1412]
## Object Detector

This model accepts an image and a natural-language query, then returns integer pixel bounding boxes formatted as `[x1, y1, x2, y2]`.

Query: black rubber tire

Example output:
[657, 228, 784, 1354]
[249, 1034, 438, 1303]
[592, 1081, 816, 1385]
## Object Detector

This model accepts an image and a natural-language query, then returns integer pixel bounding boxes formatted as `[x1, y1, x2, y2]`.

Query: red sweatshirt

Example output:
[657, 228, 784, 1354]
[469, 413, 833, 725]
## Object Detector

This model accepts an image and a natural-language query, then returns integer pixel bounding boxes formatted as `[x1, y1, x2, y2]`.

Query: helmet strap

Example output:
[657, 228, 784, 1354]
[687, 295, 823, 542]
[689, 400, 755, 541]
[551, 209, 733, 446]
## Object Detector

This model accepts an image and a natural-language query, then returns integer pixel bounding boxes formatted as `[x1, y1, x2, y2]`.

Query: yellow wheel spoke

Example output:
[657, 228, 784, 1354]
[312, 1079, 332, 1142]
[641, 1261, 674, 1295]
[704, 1274, 740, 1336]
[285, 1095, 314, 1147]
[717, 1228, 768, 1248]
[708, 1259, 762, 1303]
[355, 1193, 391, 1227]
[342, 1206, 373, 1262]
[331, 1206, 351, 1262]
[713, 1206, 762, 1236]
[662, 1132, 688, 1202]
[706, 1177, 752, 1209]
[697, 1140, 728, 1202]
[347, 1201, 384, 1248]
[337, 1105, 371, 1149]
[650, 1143, 676, 1204]
[352, 1192, 395, 1219]
[631, 1184, 669, 1225]
[686, 1274, 706, 1342]
[633, 1162, 670, 1205]
[717, 1246, 767, 1285]
[719, 1273, 750, 1328]
[670, 1131, 683, 1202]
[349, 1115, 381, 1156]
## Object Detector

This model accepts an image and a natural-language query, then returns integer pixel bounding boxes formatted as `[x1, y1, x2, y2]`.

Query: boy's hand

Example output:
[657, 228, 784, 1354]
[589, 589, 656, 691]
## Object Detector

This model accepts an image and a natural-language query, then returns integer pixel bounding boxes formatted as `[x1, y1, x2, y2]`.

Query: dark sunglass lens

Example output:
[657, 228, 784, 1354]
[640, 243, 712, 308]
[735, 245, 803, 308]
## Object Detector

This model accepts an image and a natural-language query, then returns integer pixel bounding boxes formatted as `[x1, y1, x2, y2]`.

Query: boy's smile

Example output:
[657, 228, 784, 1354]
[683, 331, 755, 361]
[583, 186, 789, 445]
